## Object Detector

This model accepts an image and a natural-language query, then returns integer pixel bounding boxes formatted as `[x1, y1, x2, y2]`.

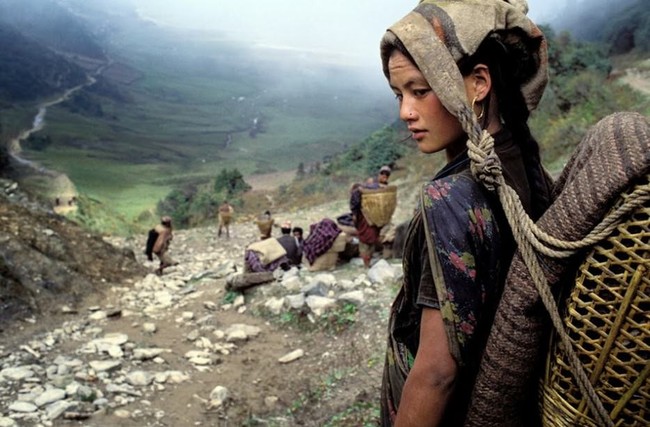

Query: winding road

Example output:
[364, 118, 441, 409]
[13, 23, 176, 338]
[8, 59, 112, 210]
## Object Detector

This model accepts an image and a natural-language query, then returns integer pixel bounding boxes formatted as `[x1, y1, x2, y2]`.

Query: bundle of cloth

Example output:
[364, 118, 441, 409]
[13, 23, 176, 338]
[302, 218, 342, 265]
[244, 238, 288, 273]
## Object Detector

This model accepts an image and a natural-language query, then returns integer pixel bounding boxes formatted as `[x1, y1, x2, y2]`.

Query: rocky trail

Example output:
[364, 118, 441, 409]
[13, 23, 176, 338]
[0, 193, 415, 427]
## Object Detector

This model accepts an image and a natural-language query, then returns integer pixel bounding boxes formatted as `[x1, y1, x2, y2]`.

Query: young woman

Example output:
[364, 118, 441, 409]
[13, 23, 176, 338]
[379, 1, 553, 425]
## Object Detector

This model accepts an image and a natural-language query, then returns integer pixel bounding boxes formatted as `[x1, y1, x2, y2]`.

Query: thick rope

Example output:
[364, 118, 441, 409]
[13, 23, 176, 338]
[458, 107, 622, 427]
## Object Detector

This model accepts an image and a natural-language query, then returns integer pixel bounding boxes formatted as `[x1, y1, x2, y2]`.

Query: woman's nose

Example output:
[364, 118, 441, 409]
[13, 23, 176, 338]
[399, 100, 415, 122]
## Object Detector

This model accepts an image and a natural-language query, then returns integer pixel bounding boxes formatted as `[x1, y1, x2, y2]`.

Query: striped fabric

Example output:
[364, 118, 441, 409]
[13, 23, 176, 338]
[466, 112, 650, 426]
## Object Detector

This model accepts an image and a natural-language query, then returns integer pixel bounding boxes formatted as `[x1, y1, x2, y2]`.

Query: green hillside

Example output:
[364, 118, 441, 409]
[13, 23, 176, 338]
[5, 0, 394, 230]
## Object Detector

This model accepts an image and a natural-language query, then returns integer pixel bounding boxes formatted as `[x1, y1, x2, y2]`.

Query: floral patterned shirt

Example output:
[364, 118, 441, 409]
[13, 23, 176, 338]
[382, 130, 531, 426]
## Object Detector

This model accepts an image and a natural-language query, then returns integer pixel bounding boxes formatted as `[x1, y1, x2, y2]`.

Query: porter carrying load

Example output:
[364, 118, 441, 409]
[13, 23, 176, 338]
[360, 185, 397, 227]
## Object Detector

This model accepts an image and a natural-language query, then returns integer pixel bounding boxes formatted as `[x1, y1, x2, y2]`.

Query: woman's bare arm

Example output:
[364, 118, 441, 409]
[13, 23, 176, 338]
[395, 308, 458, 427]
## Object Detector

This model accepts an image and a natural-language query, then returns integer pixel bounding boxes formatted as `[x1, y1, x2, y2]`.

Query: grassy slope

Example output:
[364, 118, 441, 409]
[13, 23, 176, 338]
[22, 19, 394, 225]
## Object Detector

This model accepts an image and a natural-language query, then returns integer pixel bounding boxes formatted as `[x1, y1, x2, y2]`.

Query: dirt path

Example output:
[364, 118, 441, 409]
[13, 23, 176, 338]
[0, 191, 413, 426]
[619, 58, 650, 96]
[246, 170, 297, 191]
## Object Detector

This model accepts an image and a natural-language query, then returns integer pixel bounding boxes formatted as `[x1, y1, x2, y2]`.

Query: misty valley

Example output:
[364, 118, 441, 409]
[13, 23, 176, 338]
[0, 0, 397, 229]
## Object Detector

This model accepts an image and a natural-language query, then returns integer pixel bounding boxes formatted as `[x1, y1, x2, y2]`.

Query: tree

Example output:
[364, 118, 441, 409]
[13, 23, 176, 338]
[157, 185, 195, 228]
[213, 168, 251, 198]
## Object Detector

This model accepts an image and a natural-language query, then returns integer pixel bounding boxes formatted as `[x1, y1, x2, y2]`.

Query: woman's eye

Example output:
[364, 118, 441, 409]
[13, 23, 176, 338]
[413, 89, 430, 97]
[394, 93, 403, 102]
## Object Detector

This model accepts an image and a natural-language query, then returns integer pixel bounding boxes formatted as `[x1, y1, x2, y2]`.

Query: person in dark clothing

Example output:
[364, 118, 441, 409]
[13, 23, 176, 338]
[292, 226, 304, 263]
[350, 165, 392, 267]
[276, 221, 301, 267]
[152, 216, 177, 276]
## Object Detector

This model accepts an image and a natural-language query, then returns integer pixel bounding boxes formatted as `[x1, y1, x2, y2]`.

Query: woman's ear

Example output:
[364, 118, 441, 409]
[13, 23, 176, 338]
[471, 64, 492, 102]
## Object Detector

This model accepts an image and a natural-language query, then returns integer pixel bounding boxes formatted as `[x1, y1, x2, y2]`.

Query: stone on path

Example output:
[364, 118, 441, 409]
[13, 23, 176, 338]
[278, 349, 304, 364]
[305, 296, 336, 316]
[208, 385, 229, 409]
[367, 259, 399, 284]
[0, 366, 34, 381]
[34, 387, 66, 407]
[89, 360, 121, 372]
[8, 401, 37, 413]
[0, 417, 16, 427]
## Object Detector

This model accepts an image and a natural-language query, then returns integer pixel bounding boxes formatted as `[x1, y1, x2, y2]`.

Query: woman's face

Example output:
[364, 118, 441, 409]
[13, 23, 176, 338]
[388, 50, 466, 157]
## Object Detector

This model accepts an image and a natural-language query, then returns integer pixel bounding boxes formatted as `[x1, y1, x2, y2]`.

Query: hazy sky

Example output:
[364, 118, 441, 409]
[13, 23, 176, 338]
[133, 0, 568, 67]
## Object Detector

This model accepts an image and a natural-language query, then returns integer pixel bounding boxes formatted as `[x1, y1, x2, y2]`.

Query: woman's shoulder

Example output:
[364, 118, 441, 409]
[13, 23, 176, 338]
[423, 170, 487, 206]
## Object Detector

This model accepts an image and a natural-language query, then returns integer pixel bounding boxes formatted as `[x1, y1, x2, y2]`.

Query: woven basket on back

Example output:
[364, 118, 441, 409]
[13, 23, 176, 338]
[540, 175, 650, 426]
[256, 219, 273, 237]
[361, 185, 397, 227]
[219, 211, 233, 225]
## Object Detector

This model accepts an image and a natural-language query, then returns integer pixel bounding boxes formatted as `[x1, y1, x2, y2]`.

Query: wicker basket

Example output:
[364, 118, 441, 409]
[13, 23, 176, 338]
[219, 211, 233, 225]
[256, 218, 273, 237]
[361, 185, 397, 227]
[308, 251, 338, 272]
[540, 175, 650, 426]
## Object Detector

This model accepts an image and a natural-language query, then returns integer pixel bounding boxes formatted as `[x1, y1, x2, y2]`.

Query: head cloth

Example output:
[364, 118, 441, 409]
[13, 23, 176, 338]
[380, 0, 548, 119]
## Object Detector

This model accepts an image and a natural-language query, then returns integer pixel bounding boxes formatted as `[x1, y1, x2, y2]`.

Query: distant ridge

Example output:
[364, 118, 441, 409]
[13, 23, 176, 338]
[0, 24, 87, 103]
[0, 0, 106, 60]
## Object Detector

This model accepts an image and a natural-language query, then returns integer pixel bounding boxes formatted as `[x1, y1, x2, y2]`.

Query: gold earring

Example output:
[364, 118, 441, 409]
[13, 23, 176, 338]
[471, 95, 484, 120]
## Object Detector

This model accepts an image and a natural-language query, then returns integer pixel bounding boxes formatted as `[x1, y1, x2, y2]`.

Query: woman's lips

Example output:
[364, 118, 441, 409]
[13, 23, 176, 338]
[410, 130, 426, 140]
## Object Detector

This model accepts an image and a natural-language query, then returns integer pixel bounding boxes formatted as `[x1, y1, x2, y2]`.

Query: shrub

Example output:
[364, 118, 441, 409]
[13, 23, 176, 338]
[213, 168, 251, 197]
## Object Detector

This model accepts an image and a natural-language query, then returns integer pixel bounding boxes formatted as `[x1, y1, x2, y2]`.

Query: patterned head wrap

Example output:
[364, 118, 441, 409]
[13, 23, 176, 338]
[380, 0, 548, 191]
[380, 0, 547, 116]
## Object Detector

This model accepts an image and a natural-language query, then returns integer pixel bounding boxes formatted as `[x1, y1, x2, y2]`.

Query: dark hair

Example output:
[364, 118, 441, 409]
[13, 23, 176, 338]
[292, 227, 303, 235]
[458, 29, 551, 219]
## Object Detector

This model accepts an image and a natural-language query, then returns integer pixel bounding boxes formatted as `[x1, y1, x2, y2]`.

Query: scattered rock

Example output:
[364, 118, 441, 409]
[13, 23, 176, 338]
[338, 290, 365, 305]
[8, 401, 38, 413]
[0, 417, 17, 426]
[88, 360, 121, 372]
[305, 296, 336, 316]
[132, 348, 166, 361]
[278, 349, 304, 364]
[142, 323, 157, 333]
[126, 370, 155, 387]
[34, 387, 66, 407]
[264, 297, 284, 315]
[208, 385, 229, 409]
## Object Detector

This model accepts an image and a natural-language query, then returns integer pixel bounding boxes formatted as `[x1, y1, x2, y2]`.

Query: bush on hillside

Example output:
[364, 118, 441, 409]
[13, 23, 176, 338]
[157, 186, 194, 228]
[156, 168, 252, 228]
[213, 168, 251, 198]
[324, 125, 406, 179]
[543, 25, 611, 117]
[531, 26, 649, 173]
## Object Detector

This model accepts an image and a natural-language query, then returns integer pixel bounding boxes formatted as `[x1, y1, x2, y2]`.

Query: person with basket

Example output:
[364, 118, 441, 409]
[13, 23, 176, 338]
[217, 200, 234, 239]
[256, 210, 274, 240]
[350, 165, 393, 268]
[379, 1, 554, 425]
[151, 216, 178, 276]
